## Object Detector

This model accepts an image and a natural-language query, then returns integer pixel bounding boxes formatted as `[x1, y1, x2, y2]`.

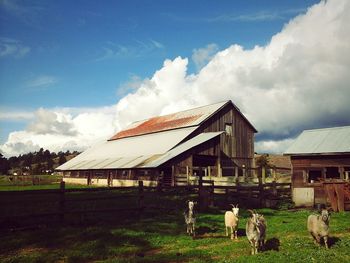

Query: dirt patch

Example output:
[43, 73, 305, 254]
[144, 248, 163, 256]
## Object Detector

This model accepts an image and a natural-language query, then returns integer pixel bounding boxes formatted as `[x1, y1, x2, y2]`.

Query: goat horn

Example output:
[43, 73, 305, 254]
[247, 209, 254, 215]
[230, 204, 235, 207]
[235, 204, 239, 208]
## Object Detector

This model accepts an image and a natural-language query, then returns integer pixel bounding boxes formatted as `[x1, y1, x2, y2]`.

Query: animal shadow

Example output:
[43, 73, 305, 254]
[237, 228, 246, 237]
[196, 226, 218, 235]
[328, 236, 341, 248]
[263, 237, 280, 252]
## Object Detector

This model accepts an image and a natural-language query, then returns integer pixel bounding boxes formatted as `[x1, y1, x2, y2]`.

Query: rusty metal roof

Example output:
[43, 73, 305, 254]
[109, 101, 229, 140]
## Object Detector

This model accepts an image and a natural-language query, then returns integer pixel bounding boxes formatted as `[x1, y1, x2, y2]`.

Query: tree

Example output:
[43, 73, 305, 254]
[256, 154, 272, 168]
[0, 153, 10, 175]
[58, 154, 66, 165]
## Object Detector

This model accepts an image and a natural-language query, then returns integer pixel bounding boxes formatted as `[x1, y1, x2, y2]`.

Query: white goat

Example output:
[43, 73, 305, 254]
[225, 204, 239, 240]
[245, 210, 266, 255]
[184, 200, 196, 237]
[307, 209, 330, 248]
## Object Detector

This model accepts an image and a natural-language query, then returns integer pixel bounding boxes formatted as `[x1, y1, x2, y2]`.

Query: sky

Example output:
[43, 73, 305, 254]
[0, 0, 350, 157]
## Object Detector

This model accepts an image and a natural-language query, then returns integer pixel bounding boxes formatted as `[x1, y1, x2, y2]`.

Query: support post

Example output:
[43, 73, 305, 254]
[138, 180, 144, 215]
[258, 167, 264, 207]
[261, 167, 266, 184]
[59, 181, 65, 225]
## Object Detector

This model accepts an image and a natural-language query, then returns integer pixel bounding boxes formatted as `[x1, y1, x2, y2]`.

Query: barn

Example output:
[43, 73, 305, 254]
[284, 126, 350, 210]
[57, 100, 257, 187]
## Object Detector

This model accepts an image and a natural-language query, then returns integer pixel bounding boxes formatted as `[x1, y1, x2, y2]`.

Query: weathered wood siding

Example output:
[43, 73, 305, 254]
[190, 103, 255, 167]
[290, 154, 350, 206]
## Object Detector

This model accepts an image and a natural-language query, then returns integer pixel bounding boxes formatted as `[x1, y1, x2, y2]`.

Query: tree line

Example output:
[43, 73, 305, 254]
[0, 148, 80, 175]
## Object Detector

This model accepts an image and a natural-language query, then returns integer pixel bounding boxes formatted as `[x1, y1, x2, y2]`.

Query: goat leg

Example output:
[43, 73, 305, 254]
[323, 236, 328, 249]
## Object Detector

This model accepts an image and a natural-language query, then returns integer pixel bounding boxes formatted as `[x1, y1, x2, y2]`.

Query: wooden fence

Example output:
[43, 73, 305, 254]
[0, 179, 291, 230]
[0, 174, 62, 186]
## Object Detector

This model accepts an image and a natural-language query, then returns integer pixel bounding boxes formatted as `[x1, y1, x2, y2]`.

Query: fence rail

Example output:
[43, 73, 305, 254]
[0, 179, 291, 230]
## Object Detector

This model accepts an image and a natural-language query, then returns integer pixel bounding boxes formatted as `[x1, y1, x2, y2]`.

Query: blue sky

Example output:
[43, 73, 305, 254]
[1, 0, 349, 157]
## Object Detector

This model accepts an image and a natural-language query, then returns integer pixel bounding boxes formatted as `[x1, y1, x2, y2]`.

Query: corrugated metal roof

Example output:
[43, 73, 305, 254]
[57, 126, 197, 170]
[109, 101, 229, 140]
[285, 126, 350, 155]
[56, 132, 223, 170]
[144, 132, 224, 167]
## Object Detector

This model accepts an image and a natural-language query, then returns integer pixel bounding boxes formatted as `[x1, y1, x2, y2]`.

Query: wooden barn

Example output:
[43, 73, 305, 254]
[57, 100, 257, 187]
[284, 126, 350, 211]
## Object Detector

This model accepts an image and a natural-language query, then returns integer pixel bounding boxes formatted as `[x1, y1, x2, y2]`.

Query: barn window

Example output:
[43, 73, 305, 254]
[326, 167, 340, 179]
[225, 123, 233, 136]
[345, 167, 350, 180]
[308, 170, 322, 183]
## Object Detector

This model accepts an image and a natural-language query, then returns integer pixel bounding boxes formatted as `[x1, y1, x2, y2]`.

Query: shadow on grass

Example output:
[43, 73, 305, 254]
[264, 237, 280, 252]
[0, 225, 153, 262]
[328, 236, 341, 248]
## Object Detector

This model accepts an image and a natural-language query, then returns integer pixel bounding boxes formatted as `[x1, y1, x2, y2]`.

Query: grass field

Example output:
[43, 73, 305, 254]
[1, 199, 349, 263]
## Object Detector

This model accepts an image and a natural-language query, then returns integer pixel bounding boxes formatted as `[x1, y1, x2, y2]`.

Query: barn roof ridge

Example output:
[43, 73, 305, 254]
[128, 100, 232, 124]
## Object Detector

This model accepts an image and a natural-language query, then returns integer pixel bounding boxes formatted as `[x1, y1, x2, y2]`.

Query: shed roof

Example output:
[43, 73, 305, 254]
[56, 131, 223, 170]
[57, 126, 197, 170]
[284, 126, 350, 155]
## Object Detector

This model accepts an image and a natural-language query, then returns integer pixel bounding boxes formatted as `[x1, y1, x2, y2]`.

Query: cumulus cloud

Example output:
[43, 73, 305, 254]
[1, 106, 117, 157]
[27, 108, 77, 136]
[192, 43, 219, 70]
[1, 0, 350, 156]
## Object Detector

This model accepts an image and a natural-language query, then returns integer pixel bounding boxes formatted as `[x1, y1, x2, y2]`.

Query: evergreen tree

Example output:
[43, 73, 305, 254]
[0, 153, 10, 175]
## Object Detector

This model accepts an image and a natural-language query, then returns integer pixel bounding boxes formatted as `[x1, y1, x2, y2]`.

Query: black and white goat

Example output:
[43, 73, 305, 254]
[245, 210, 266, 255]
[184, 200, 196, 237]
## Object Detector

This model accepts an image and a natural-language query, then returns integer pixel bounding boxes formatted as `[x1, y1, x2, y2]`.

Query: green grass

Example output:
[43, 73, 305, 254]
[0, 204, 349, 262]
[0, 182, 100, 191]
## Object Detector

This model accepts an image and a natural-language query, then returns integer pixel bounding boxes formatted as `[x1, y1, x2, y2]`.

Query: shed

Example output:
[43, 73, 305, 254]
[284, 126, 350, 210]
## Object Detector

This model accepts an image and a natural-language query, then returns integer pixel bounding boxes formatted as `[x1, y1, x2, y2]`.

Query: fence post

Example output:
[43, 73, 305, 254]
[272, 180, 277, 197]
[186, 166, 189, 186]
[59, 181, 65, 224]
[258, 167, 264, 207]
[138, 181, 144, 215]
[261, 167, 266, 184]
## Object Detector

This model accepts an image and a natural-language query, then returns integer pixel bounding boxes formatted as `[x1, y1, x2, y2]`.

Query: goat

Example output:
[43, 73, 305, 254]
[225, 204, 239, 240]
[307, 209, 330, 248]
[184, 200, 196, 237]
[246, 210, 266, 255]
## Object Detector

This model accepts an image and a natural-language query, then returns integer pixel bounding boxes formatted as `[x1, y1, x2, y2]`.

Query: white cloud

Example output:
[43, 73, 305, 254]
[0, 110, 34, 121]
[96, 39, 165, 61]
[26, 75, 57, 89]
[0, 106, 117, 157]
[0, 37, 30, 58]
[1, 0, 350, 156]
[192, 43, 219, 70]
